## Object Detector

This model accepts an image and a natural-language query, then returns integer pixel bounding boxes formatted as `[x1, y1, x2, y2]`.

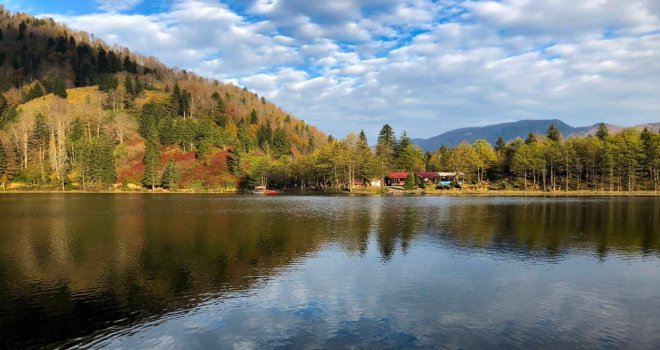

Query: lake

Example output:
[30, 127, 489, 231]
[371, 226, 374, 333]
[0, 194, 659, 349]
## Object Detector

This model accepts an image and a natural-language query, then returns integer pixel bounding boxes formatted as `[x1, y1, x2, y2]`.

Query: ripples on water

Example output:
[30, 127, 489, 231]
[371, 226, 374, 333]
[0, 194, 658, 349]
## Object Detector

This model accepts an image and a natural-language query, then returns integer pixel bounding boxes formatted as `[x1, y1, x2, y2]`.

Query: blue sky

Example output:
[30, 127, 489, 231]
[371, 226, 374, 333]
[4, 0, 660, 139]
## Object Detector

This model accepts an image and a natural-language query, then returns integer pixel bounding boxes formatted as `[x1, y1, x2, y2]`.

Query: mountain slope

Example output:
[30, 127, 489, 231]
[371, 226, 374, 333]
[412, 119, 660, 151]
[0, 6, 327, 190]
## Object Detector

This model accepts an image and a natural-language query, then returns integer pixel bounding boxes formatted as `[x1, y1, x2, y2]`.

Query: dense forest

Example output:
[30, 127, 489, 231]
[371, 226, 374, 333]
[0, 6, 326, 191]
[0, 6, 658, 193]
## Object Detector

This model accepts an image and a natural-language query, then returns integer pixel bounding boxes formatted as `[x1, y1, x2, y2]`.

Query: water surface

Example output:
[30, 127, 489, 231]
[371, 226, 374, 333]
[0, 194, 659, 349]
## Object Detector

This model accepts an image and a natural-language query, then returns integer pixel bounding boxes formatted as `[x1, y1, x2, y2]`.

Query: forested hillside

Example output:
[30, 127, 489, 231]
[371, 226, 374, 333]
[0, 6, 326, 191]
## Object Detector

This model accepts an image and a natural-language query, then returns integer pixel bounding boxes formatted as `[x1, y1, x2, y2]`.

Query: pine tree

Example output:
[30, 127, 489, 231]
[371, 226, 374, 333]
[405, 171, 416, 190]
[547, 124, 561, 142]
[161, 160, 178, 189]
[596, 123, 609, 141]
[377, 124, 396, 151]
[97, 48, 108, 73]
[249, 108, 258, 124]
[17, 21, 26, 41]
[0, 141, 6, 176]
[46, 77, 68, 98]
[525, 133, 537, 145]
[495, 136, 506, 153]
[227, 150, 242, 176]
[142, 122, 161, 189]
[211, 92, 226, 127]
[124, 75, 135, 97]
[271, 128, 291, 158]
[134, 76, 143, 95]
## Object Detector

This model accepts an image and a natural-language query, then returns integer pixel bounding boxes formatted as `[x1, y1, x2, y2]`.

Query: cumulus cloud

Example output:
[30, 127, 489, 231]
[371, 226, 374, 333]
[34, 0, 660, 139]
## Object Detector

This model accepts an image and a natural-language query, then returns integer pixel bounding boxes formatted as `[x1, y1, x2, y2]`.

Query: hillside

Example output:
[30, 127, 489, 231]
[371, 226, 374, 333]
[412, 119, 660, 151]
[0, 6, 327, 191]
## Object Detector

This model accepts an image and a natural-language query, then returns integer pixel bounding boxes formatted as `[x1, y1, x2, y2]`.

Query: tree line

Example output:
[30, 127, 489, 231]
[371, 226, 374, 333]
[236, 123, 660, 192]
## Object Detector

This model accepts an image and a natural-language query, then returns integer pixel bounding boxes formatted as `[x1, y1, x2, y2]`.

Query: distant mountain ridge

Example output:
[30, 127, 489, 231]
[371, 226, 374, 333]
[412, 119, 660, 151]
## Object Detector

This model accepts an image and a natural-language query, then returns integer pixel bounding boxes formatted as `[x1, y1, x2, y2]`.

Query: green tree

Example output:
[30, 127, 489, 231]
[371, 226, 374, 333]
[405, 171, 416, 190]
[161, 160, 179, 189]
[271, 128, 291, 158]
[472, 139, 497, 182]
[249, 109, 258, 124]
[0, 141, 6, 190]
[596, 123, 609, 141]
[47, 77, 68, 98]
[525, 132, 537, 145]
[546, 124, 561, 142]
[142, 122, 161, 189]
[211, 92, 226, 127]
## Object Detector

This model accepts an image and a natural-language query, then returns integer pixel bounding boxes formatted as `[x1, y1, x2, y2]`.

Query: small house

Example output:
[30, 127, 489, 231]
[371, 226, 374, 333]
[417, 171, 442, 184]
[369, 178, 382, 187]
[386, 172, 409, 186]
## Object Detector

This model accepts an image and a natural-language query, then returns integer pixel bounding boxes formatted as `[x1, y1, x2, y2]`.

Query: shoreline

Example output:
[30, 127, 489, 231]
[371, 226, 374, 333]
[1, 189, 658, 197]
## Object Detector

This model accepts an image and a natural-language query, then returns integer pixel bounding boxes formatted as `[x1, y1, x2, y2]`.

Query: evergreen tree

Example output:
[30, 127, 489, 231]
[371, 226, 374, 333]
[142, 122, 161, 189]
[92, 137, 117, 185]
[97, 48, 108, 73]
[134, 76, 143, 95]
[237, 121, 256, 153]
[46, 77, 68, 98]
[377, 124, 396, 151]
[257, 123, 273, 151]
[596, 123, 609, 141]
[212, 92, 226, 127]
[547, 124, 561, 142]
[525, 132, 537, 145]
[0, 141, 6, 177]
[17, 21, 26, 41]
[124, 75, 135, 97]
[69, 118, 85, 142]
[107, 50, 121, 73]
[249, 109, 258, 124]
[139, 102, 161, 138]
[405, 172, 416, 190]
[97, 74, 118, 92]
[495, 136, 506, 153]
[271, 128, 291, 158]
[161, 160, 178, 189]
[23, 82, 44, 102]
[227, 150, 242, 176]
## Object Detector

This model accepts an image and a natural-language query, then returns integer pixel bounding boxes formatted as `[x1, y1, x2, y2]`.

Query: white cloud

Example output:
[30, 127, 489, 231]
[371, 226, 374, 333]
[38, 0, 660, 139]
[95, 0, 143, 12]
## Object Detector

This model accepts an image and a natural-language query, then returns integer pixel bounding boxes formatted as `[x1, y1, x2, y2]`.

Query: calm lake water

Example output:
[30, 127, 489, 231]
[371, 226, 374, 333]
[0, 194, 659, 349]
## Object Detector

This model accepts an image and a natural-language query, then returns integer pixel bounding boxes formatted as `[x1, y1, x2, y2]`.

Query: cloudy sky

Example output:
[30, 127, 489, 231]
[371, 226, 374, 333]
[5, 0, 660, 139]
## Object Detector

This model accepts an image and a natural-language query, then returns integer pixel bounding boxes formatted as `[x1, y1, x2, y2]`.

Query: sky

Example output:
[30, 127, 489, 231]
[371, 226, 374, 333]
[3, 0, 660, 139]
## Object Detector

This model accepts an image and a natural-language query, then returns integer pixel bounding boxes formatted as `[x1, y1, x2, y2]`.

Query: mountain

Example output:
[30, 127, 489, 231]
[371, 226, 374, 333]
[412, 119, 660, 151]
[0, 6, 326, 190]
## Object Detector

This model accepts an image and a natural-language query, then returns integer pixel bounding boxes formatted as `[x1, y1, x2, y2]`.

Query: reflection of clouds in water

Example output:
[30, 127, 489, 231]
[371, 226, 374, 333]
[104, 239, 660, 349]
[2, 195, 658, 348]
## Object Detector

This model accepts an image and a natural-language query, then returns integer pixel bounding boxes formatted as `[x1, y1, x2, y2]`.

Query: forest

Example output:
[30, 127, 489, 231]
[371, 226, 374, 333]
[0, 6, 658, 193]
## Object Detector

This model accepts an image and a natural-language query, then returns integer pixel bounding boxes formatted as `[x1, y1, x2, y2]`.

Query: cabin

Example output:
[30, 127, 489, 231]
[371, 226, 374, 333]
[417, 171, 441, 184]
[386, 172, 409, 186]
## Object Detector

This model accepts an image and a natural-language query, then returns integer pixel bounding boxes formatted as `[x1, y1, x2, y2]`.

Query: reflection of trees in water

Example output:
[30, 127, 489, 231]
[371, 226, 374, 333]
[0, 196, 658, 348]
[0, 196, 340, 348]
[431, 199, 660, 257]
[377, 205, 423, 261]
